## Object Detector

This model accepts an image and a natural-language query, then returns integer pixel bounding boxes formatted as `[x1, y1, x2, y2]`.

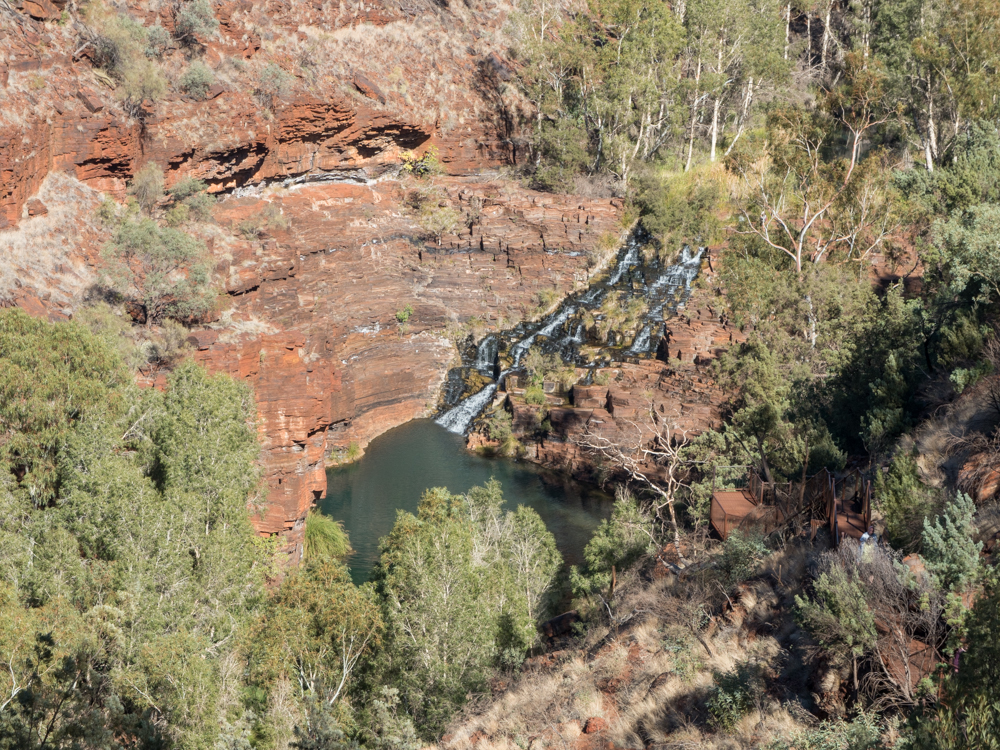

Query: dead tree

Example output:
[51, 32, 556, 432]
[577, 405, 690, 552]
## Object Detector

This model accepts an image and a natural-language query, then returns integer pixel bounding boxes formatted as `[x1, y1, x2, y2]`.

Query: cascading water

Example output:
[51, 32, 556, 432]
[606, 237, 640, 286]
[435, 237, 705, 434]
[474, 335, 499, 374]
[437, 383, 498, 433]
[625, 245, 704, 355]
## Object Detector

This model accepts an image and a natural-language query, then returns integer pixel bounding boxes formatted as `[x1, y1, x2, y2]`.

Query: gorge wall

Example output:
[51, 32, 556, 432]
[0, 0, 631, 556]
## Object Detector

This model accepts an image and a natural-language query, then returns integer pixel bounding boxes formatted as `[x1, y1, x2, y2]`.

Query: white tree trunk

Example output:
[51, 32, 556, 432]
[785, 2, 791, 59]
[710, 96, 722, 162]
[820, 0, 832, 73]
[686, 56, 702, 172]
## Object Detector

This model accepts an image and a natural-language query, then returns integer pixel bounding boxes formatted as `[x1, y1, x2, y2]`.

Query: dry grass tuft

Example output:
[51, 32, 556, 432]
[0, 172, 104, 309]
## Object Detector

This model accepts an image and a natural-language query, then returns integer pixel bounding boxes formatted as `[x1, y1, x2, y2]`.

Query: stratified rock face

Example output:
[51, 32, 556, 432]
[0, 0, 629, 558]
[202, 178, 623, 553]
[0, 0, 520, 227]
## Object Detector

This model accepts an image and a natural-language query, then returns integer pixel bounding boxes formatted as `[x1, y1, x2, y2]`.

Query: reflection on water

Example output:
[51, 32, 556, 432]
[321, 419, 610, 584]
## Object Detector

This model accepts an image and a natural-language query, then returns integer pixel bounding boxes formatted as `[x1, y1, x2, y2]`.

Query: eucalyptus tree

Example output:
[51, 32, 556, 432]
[683, 0, 787, 166]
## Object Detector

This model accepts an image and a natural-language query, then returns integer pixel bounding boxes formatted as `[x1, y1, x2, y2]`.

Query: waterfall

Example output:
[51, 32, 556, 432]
[627, 325, 651, 355]
[436, 383, 498, 434]
[607, 238, 640, 286]
[509, 306, 576, 367]
[434, 239, 705, 434]
[625, 246, 704, 355]
[473, 335, 498, 374]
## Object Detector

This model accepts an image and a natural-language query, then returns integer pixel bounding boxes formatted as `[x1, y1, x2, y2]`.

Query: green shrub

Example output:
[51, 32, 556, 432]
[766, 713, 883, 750]
[638, 168, 723, 253]
[304, 510, 352, 564]
[168, 178, 215, 222]
[719, 530, 769, 587]
[91, 10, 147, 78]
[874, 452, 939, 551]
[707, 662, 762, 731]
[164, 202, 190, 227]
[921, 493, 983, 593]
[485, 408, 521, 457]
[523, 385, 546, 405]
[101, 217, 214, 324]
[418, 205, 461, 246]
[527, 119, 589, 193]
[255, 63, 291, 109]
[569, 488, 655, 597]
[795, 564, 876, 671]
[145, 23, 170, 57]
[395, 305, 413, 324]
[127, 162, 165, 213]
[179, 61, 214, 99]
[174, 0, 217, 43]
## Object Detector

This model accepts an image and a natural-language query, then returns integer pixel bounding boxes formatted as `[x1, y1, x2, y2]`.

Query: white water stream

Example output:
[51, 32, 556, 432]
[435, 240, 704, 434]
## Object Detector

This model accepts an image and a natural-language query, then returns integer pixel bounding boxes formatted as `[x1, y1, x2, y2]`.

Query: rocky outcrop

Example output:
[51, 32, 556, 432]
[474, 291, 744, 481]
[187, 330, 339, 556]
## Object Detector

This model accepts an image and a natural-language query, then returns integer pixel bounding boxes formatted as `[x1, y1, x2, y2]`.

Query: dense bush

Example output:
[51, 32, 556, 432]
[707, 661, 763, 731]
[101, 216, 214, 324]
[874, 452, 940, 551]
[719, 530, 769, 588]
[0, 313, 268, 748]
[370, 481, 561, 735]
[570, 488, 655, 597]
[179, 61, 214, 99]
[174, 0, 218, 43]
[88, 5, 167, 111]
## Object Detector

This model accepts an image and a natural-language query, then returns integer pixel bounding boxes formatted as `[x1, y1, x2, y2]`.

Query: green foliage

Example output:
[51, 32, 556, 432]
[523, 385, 546, 405]
[795, 564, 877, 668]
[767, 713, 884, 750]
[304, 510, 352, 564]
[897, 122, 1000, 217]
[395, 304, 413, 324]
[485, 408, 521, 457]
[255, 63, 291, 109]
[89, 6, 167, 110]
[920, 493, 982, 593]
[238, 203, 289, 239]
[418, 204, 461, 246]
[931, 203, 1000, 305]
[638, 168, 723, 252]
[0, 313, 272, 749]
[101, 216, 215, 324]
[0, 308, 129, 504]
[174, 0, 218, 42]
[251, 561, 382, 712]
[179, 61, 214, 99]
[527, 119, 589, 193]
[145, 23, 170, 58]
[128, 162, 165, 213]
[905, 581, 1000, 749]
[825, 284, 925, 454]
[706, 661, 763, 731]
[874, 452, 939, 551]
[719, 530, 769, 588]
[363, 687, 421, 750]
[372, 481, 560, 735]
[570, 488, 654, 597]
